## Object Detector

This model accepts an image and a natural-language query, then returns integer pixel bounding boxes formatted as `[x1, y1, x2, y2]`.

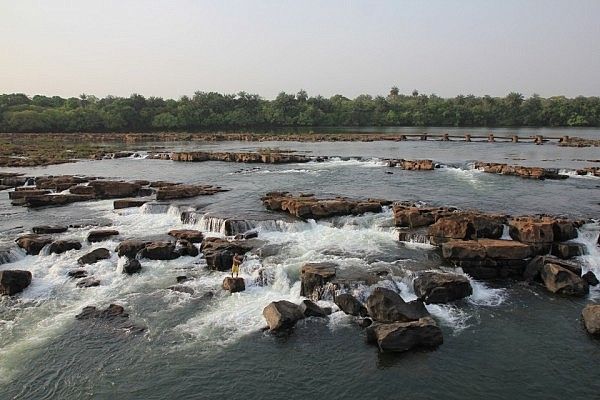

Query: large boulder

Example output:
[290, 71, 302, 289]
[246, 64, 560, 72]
[366, 287, 429, 323]
[15, 234, 53, 255]
[540, 263, 589, 296]
[139, 241, 180, 260]
[113, 199, 148, 209]
[168, 229, 204, 243]
[87, 229, 119, 243]
[392, 204, 454, 228]
[427, 212, 506, 244]
[0, 270, 32, 295]
[87, 180, 141, 199]
[32, 225, 68, 234]
[262, 300, 305, 331]
[123, 258, 142, 274]
[300, 299, 330, 318]
[175, 239, 199, 257]
[508, 217, 554, 245]
[413, 272, 473, 304]
[116, 240, 148, 258]
[17, 194, 95, 208]
[582, 304, 600, 337]
[75, 304, 128, 320]
[334, 293, 368, 317]
[300, 262, 337, 300]
[76, 277, 101, 288]
[48, 239, 82, 254]
[77, 248, 110, 265]
[200, 238, 253, 271]
[366, 317, 443, 352]
[222, 277, 245, 293]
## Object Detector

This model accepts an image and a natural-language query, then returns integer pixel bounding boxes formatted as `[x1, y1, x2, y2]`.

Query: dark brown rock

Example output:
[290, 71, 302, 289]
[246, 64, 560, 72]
[168, 229, 204, 243]
[32, 225, 68, 234]
[87, 180, 141, 199]
[299, 299, 329, 318]
[366, 317, 443, 352]
[582, 304, 600, 336]
[262, 300, 305, 331]
[0, 270, 32, 295]
[300, 262, 337, 301]
[48, 239, 82, 254]
[15, 234, 53, 255]
[75, 304, 128, 320]
[139, 241, 179, 260]
[413, 272, 473, 304]
[116, 240, 148, 258]
[366, 287, 429, 323]
[200, 238, 254, 271]
[540, 263, 589, 296]
[87, 229, 119, 243]
[123, 259, 142, 274]
[77, 248, 110, 265]
[113, 199, 148, 209]
[222, 277, 245, 293]
[551, 243, 584, 259]
[76, 277, 101, 288]
[68, 269, 88, 279]
[334, 293, 368, 317]
[582, 271, 599, 286]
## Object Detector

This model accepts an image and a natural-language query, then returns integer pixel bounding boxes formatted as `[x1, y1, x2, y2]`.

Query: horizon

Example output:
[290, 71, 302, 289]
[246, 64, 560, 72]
[1, 0, 599, 99]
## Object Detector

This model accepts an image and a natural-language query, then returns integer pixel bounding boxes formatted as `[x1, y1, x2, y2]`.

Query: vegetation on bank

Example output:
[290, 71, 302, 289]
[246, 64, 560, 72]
[1, 89, 600, 133]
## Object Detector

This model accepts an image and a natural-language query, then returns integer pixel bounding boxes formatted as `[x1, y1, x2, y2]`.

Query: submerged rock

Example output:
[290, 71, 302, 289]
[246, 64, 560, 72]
[77, 248, 110, 265]
[540, 263, 589, 296]
[334, 293, 368, 317]
[300, 262, 337, 301]
[0, 270, 32, 296]
[15, 234, 53, 255]
[222, 277, 245, 293]
[263, 300, 305, 331]
[168, 285, 195, 295]
[48, 239, 82, 255]
[123, 259, 142, 274]
[76, 304, 128, 320]
[68, 269, 88, 279]
[366, 287, 429, 323]
[413, 272, 473, 304]
[87, 229, 119, 243]
[582, 304, 600, 337]
[76, 277, 101, 288]
[366, 317, 443, 352]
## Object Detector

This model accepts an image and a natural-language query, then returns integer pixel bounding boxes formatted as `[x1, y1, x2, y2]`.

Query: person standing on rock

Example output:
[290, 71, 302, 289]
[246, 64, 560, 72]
[231, 253, 243, 278]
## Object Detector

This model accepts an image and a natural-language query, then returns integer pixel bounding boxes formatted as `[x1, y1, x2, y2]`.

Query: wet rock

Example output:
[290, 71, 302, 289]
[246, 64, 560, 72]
[392, 204, 455, 228]
[116, 240, 148, 258]
[540, 263, 589, 296]
[139, 241, 180, 260]
[222, 277, 245, 293]
[15, 234, 53, 255]
[299, 299, 329, 318]
[69, 185, 96, 196]
[168, 229, 204, 243]
[551, 243, 584, 259]
[427, 212, 506, 244]
[388, 159, 435, 170]
[48, 239, 82, 254]
[366, 287, 429, 323]
[357, 317, 373, 328]
[77, 248, 110, 265]
[300, 262, 337, 301]
[262, 192, 387, 220]
[524, 255, 582, 281]
[123, 258, 142, 274]
[582, 271, 599, 286]
[68, 269, 88, 279]
[366, 317, 443, 352]
[156, 184, 225, 200]
[262, 300, 305, 331]
[176, 275, 190, 283]
[413, 272, 473, 304]
[76, 304, 128, 320]
[334, 293, 368, 317]
[508, 217, 554, 245]
[0, 270, 32, 295]
[175, 239, 199, 257]
[234, 230, 259, 240]
[87, 229, 119, 243]
[168, 285, 194, 294]
[200, 238, 254, 271]
[171, 151, 310, 164]
[31, 225, 68, 234]
[475, 162, 569, 180]
[76, 277, 101, 288]
[582, 304, 600, 337]
[8, 189, 52, 200]
[36, 175, 90, 190]
[113, 199, 148, 209]
[87, 180, 142, 198]
[18, 193, 95, 208]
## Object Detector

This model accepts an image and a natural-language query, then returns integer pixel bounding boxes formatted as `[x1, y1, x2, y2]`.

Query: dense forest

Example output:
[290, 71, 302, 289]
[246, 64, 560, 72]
[1, 89, 599, 132]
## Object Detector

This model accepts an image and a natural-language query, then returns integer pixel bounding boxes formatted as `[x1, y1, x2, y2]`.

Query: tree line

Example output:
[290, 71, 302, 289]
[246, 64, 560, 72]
[1, 89, 599, 132]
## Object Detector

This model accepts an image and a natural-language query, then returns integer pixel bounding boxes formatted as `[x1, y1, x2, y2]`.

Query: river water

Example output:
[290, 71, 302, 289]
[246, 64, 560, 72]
[1, 130, 599, 399]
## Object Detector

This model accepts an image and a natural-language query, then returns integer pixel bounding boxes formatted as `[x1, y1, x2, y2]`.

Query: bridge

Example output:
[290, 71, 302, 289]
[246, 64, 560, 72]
[390, 133, 571, 144]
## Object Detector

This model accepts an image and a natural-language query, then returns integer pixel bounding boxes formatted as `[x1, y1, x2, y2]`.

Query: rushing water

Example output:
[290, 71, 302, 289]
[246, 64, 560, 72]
[1, 132, 599, 399]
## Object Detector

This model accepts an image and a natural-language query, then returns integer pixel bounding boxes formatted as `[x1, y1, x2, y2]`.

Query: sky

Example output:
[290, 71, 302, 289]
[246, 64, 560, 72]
[1, 0, 599, 99]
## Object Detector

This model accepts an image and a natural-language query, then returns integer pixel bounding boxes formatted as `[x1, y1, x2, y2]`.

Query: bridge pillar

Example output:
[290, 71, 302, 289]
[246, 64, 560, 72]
[488, 134, 495, 142]
[534, 135, 544, 145]
[442, 133, 450, 141]
[559, 135, 569, 143]
[399, 135, 407, 141]
[420, 134, 427, 140]
[511, 135, 519, 143]
[465, 134, 471, 142]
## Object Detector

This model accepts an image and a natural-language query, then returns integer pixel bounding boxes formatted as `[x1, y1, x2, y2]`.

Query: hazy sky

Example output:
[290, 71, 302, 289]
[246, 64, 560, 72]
[1, 0, 599, 99]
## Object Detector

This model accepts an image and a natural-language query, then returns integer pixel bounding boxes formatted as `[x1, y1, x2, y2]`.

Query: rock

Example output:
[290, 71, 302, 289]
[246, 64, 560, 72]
[366, 317, 443, 352]
[75, 304, 128, 320]
[540, 263, 589, 296]
[171, 150, 310, 164]
[582, 271, 599, 286]
[116, 240, 148, 258]
[123, 258, 142, 274]
[334, 293, 368, 317]
[0, 270, 32, 295]
[113, 199, 148, 209]
[175, 239, 199, 257]
[156, 184, 225, 200]
[48, 239, 82, 254]
[475, 162, 569, 180]
[87, 180, 141, 198]
[299, 299, 329, 318]
[69, 185, 96, 196]
[582, 304, 600, 336]
[524, 255, 583, 281]
[234, 230, 259, 240]
[551, 243, 584, 259]
[32, 225, 68, 234]
[262, 192, 387, 220]
[140, 241, 180, 260]
[508, 216, 578, 248]
[427, 212, 506, 244]
[366, 287, 429, 322]
[222, 277, 245, 293]
[300, 262, 337, 301]
[8, 189, 52, 200]
[176, 275, 190, 283]
[87, 229, 119, 243]
[262, 300, 305, 331]
[76, 277, 101, 288]
[168, 229, 204, 243]
[77, 248, 110, 265]
[15, 234, 53, 255]
[392, 204, 455, 228]
[357, 317, 373, 328]
[200, 238, 254, 271]
[168, 285, 194, 294]
[68, 269, 88, 279]
[18, 194, 95, 208]
[413, 272, 473, 304]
